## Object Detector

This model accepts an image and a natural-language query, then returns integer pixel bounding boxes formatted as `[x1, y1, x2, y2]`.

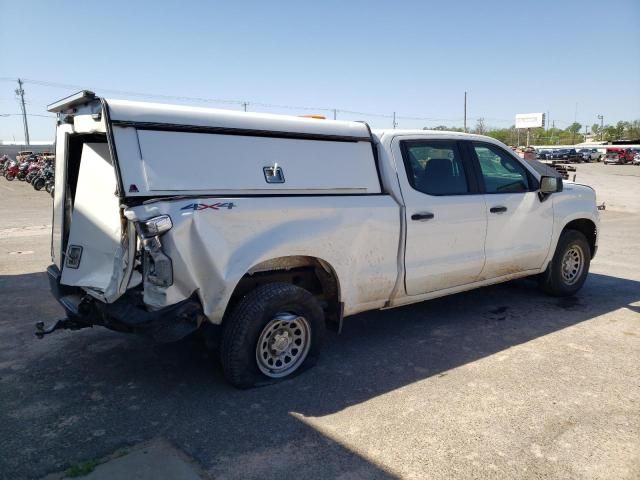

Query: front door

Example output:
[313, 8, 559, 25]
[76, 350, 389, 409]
[468, 141, 554, 279]
[394, 138, 487, 296]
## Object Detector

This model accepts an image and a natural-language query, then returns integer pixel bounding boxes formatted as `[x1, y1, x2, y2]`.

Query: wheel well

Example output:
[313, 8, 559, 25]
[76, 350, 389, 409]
[563, 219, 597, 258]
[226, 256, 341, 324]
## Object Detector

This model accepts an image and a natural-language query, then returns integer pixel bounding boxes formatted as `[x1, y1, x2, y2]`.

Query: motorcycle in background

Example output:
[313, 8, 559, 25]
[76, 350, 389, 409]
[4, 160, 19, 181]
[33, 163, 54, 191]
[0, 155, 9, 174]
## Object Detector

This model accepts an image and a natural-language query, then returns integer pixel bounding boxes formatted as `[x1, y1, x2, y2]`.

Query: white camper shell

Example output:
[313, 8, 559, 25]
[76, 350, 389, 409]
[45, 91, 599, 388]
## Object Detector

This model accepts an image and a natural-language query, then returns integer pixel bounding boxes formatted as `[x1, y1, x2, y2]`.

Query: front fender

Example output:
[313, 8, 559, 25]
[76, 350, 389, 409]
[543, 184, 599, 268]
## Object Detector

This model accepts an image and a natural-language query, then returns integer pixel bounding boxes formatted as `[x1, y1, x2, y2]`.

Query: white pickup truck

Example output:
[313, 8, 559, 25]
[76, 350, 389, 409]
[576, 148, 601, 162]
[43, 91, 599, 388]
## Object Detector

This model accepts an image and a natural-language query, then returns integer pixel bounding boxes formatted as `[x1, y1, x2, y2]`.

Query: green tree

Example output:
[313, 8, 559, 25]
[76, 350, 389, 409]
[423, 125, 465, 132]
[567, 122, 582, 134]
[603, 125, 620, 141]
[565, 122, 582, 144]
[628, 120, 640, 139]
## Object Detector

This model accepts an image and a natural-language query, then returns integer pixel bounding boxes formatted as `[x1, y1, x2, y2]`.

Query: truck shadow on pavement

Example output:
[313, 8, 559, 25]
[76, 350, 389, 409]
[0, 271, 638, 479]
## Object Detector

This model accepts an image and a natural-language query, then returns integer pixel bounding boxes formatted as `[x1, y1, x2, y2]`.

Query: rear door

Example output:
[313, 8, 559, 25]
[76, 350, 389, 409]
[393, 137, 487, 295]
[468, 141, 553, 279]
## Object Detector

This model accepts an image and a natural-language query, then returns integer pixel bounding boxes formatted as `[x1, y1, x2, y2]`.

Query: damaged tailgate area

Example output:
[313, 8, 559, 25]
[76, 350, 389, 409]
[45, 95, 204, 342]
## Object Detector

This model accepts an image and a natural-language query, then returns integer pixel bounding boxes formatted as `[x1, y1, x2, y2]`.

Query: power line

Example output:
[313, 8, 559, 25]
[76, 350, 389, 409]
[0, 113, 56, 118]
[0, 76, 594, 129]
[0, 76, 465, 124]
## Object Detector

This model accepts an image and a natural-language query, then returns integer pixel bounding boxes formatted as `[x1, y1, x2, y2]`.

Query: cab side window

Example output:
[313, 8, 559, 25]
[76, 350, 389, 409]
[402, 141, 469, 196]
[472, 142, 531, 194]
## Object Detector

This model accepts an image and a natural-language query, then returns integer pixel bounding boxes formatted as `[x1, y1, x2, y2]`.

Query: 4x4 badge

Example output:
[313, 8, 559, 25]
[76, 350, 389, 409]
[181, 202, 236, 211]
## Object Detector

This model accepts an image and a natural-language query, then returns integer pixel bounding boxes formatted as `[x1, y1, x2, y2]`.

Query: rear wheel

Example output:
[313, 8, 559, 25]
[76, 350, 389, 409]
[221, 282, 325, 388]
[5, 173, 15, 181]
[539, 230, 591, 296]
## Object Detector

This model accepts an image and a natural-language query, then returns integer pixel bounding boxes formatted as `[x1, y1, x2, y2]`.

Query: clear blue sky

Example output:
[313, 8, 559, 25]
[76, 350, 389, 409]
[1, 0, 639, 141]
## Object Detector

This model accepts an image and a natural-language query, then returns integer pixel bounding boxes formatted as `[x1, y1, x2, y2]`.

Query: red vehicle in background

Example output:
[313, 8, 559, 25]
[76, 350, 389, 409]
[603, 147, 635, 165]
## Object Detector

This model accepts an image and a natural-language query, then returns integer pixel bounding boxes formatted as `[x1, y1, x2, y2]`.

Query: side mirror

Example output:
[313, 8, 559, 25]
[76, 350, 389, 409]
[540, 176, 562, 194]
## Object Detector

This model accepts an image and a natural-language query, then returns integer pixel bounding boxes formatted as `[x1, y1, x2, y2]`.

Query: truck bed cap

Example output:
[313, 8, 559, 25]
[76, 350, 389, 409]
[106, 99, 372, 142]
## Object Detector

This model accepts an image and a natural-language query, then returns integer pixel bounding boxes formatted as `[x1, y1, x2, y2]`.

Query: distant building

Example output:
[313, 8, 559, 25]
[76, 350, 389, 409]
[0, 141, 54, 159]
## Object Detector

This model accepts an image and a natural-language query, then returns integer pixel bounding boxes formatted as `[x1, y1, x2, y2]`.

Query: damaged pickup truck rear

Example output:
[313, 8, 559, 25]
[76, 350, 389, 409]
[43, 91, 599, 387]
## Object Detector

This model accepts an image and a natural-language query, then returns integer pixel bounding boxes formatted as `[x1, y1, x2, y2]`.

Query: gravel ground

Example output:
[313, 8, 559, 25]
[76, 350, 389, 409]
[0, 163, 638, 480]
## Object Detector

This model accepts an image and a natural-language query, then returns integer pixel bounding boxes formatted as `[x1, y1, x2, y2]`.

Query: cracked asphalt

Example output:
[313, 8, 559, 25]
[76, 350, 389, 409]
[0, 163, 638, 479]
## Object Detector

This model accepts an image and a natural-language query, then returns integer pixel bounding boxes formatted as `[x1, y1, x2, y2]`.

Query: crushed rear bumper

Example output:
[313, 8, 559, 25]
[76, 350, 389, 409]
[46, 264, 203, 342]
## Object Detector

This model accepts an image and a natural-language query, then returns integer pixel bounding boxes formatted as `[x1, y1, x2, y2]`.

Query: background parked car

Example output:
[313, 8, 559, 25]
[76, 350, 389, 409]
[604, 147, 635, 164]
[551, 148, 580, 162]
[16, 150, 33, 162]
[536, 149, 552, 160]
[577, 148, 600, 162]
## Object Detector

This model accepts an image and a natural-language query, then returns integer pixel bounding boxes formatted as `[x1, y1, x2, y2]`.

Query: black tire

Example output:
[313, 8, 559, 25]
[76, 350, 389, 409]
[33, 178, 45, 191]
[5, 173, 15, 181]
[221, 282, 325, 388]
[539, 229, 591, 296]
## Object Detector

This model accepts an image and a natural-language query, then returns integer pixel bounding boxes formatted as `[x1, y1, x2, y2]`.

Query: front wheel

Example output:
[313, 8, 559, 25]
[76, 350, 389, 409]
[220, 282, 325, 388]
[539, 230, 591, 296]
[33, 177, 45, 191]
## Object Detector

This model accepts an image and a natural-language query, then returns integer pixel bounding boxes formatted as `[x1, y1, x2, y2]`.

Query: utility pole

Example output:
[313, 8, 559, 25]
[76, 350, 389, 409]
[15, 78, 30, 146]
[597, 114, 604, 141]
[463, 91, 467, 133]
[333, 109, 337, 120]
[242, 102, 248, 112]
[571, 102, 578, 145]
[546, 111, 549, 133]
[546, 112, 551, 145]
[393, 112, 397, 129]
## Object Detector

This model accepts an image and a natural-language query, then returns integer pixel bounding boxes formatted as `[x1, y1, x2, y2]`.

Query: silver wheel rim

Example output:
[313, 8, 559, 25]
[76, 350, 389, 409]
[561, 244, 585, 285]
[256, 313, 311, 378]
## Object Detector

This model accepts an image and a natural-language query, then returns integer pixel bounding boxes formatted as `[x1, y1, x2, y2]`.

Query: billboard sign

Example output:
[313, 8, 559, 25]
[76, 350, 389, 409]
[515, 112, 545, 129]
